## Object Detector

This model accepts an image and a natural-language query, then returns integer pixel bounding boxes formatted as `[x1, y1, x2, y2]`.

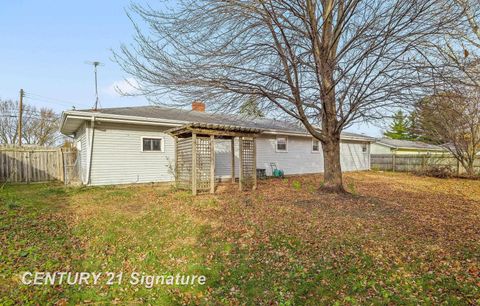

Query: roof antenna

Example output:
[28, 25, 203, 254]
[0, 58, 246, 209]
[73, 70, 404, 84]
[85, 61, 104, 110]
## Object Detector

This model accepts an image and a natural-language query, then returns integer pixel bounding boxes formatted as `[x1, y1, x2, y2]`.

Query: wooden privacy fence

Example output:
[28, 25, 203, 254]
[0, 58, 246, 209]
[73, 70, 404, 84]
[0, 146, 78, 184]
[371, 154, 480, 174]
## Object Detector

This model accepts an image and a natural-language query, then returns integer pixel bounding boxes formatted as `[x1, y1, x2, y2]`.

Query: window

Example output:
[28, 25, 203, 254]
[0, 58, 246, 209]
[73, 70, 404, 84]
[312, 139, 320, 152]
[142, 137, 163, 152]
[276, 136, 288, 152]
[362, 143, 368, 153]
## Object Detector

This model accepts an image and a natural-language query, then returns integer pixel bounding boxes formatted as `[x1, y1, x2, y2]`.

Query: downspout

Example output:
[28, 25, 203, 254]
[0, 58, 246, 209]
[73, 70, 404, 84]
[87, 116, 95, 185]
[392, 148, 397, 172]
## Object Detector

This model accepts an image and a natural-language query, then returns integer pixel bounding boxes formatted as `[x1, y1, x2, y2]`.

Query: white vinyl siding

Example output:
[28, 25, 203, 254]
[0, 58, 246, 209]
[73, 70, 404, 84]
[89, 122, 175, 186]
[73, 122, 370, 185]
[214, 139, 240, 180]
[74, 122, 88, 184]
[370, 143, 393, 154]
[257, 135, 323, 176]
[217, 135, 369, 177]
[340, 141, 370, 172]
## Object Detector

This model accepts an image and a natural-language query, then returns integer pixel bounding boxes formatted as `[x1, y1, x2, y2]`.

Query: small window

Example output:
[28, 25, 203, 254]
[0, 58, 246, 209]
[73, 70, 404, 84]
[142, 137, 163, 152]
[276, 136, 288, 152]
[312, 139, 320, 152]
[362, 143, 368, 153]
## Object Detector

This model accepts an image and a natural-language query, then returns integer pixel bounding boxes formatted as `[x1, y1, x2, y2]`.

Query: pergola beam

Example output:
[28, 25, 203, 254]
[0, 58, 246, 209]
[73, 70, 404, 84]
[169, 123, 261, 195]
[171, 128, 258, 138]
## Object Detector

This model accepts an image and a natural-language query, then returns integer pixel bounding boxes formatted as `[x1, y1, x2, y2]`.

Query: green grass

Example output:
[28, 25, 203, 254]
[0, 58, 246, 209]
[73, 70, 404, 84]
[1, 173, 479, 304]
[0, 184, 212, 304]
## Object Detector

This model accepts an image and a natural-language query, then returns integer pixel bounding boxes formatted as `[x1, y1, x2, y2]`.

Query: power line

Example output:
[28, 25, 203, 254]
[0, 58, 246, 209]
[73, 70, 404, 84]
[0, 108, 59, 115]
[0, 114, 59, 123]
[24, 92, 84, 108]
[25, 96, 75, 108]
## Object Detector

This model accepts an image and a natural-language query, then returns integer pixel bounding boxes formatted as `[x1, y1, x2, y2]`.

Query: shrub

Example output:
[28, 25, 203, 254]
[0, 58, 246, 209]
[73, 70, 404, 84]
[347, 181, 357, 195]
[292, 180, 302, 190]
[415, 165, 454, 178]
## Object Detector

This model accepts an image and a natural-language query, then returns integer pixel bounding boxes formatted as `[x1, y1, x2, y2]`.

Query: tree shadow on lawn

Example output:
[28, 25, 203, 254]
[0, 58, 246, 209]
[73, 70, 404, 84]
[0, 184, 223, 305]
[1, 177, 479, 305]
[194, 176, 480, 304]
[0, 183, 81, 305]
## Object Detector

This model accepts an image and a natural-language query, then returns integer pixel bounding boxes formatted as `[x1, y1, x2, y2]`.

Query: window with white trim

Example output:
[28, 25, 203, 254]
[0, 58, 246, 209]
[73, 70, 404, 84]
[312, 139, 320, 152]
[142, 137, 163, 152]
[362, 143, 368, 153]
[276, 136, 288, 152]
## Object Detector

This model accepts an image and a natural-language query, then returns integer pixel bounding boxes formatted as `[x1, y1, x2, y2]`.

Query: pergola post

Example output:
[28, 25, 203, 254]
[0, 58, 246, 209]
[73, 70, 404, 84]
[166, 123, 262, 195]
[210, 135, 215, 194]
[253, 137, 257, 190]
[239, 137, 243, 191]
[231, 138, 235, 183]
[174, 136, 179, 187]
[191, 133, 197, 196]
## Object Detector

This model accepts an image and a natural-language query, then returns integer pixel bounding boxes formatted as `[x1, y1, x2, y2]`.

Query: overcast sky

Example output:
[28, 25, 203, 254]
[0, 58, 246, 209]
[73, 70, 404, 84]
[0, 1, 383, 137]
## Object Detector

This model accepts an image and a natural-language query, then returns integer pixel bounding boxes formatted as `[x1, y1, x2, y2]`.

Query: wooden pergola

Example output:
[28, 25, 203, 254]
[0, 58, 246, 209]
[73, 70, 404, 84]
[167, 123, 261, 195]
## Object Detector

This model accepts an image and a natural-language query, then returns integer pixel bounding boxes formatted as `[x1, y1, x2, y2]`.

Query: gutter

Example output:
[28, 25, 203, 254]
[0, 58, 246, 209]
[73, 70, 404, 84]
[396, 148, 448, 152]
[376, 141, 447, 152]
[60, 113, 185, 135]
[261, 130, 374, 142]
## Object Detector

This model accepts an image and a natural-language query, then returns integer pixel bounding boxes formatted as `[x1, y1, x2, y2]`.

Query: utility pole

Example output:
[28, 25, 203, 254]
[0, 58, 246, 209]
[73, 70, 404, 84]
[18, 89, 24, 146]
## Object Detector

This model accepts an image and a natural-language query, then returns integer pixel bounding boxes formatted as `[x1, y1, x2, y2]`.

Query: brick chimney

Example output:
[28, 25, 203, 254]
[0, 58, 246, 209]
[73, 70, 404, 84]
[191, 101, 205, 112]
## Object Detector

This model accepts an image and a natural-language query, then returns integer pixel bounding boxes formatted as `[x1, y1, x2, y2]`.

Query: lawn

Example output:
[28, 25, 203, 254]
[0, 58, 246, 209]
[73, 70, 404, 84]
[1, 172, 479, 304]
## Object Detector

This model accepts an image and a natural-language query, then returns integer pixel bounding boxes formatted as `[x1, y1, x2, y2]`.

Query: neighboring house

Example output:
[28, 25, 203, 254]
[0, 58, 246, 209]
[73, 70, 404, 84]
[371, 138, 449, 155]
[60, 103, 374, 186]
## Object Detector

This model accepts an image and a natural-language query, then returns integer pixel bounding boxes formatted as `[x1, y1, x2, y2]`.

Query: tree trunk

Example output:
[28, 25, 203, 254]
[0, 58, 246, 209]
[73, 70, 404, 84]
[465, 160, 475, 177]
[322, 137, 345, 193]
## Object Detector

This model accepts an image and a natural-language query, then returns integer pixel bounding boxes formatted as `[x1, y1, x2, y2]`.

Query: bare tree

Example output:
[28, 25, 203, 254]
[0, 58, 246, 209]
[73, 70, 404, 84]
[115, 0, 460, 192]
[419, 0, 480, 87]
[0, 99, 19, 144]
[0, 99, 60, 147]
[23, 108, 61, 146]
[409, 0, 480, 176]
[414, 92, 480, 175]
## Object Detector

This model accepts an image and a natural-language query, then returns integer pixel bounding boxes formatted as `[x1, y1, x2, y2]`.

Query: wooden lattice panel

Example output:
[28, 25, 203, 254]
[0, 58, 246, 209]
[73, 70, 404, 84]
[176, 138, 192, 189]
[241, 138, 255, 189]
[195, 137, 211, 191]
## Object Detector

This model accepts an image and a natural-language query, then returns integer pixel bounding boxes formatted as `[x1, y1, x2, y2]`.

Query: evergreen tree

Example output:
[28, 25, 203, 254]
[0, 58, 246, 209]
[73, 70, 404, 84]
[384, 111, 411, 140]
[407, 111, 420, 140]
[239, 98, 264, 118]
[409, 98, 439, 143]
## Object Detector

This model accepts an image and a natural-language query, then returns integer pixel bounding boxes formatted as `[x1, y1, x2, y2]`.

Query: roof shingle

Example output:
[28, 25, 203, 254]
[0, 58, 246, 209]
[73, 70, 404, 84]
[376, 138, 446, 151]
[70, 105, 373, 140]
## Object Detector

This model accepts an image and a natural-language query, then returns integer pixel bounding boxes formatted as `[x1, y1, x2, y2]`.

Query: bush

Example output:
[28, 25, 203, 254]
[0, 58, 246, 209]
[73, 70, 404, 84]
[292, 180, 302, 190]
[415, 165, 454, 178]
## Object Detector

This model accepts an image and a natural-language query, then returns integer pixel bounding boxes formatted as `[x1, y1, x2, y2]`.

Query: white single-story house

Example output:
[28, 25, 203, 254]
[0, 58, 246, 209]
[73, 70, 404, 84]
[371, 138, 449, 155]
[60, 103, 375, 186]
